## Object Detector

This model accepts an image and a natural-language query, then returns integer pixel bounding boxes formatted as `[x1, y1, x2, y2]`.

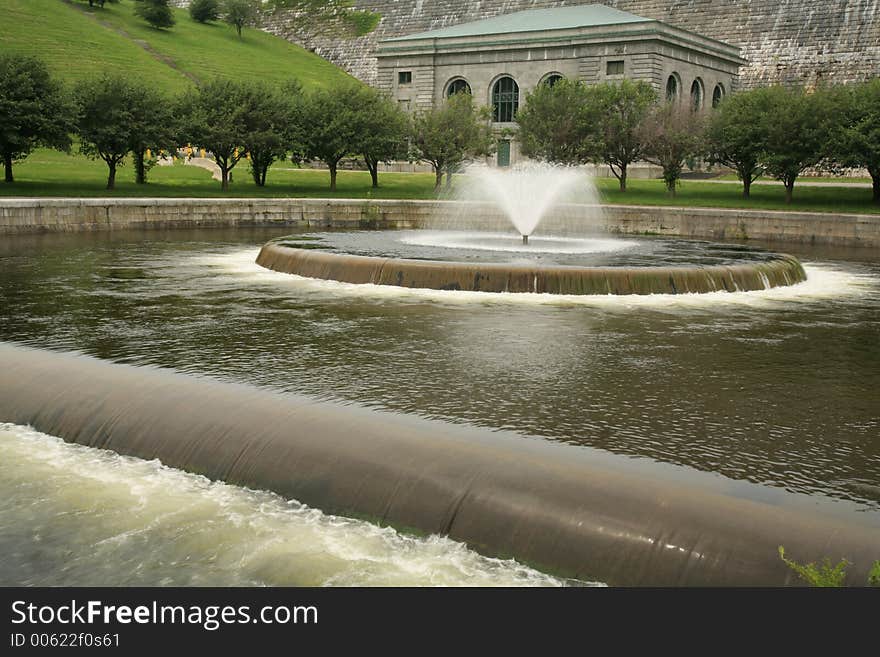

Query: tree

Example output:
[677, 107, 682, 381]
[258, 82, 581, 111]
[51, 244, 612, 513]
[266, 1, 380, 39]
[242, 81, 301, 187]
[223, 0, 259, 38]
[178, 78, 251, 191]
[411, 93, 495, 192]
[585, 79, 656, 192]
[704, 88, 772, 198]
[516, 79, 593, 166]
[0, 54, 73, 183]
[74, 76, 140, 189]
[134, 0, 175, 30]
[758, 86, 834, 204]
[351, 88, 410, 188]
[128, 89, 178, 185]
[189, 0, 221, 23]
[829, 80, 880, 204]
[294, 83, 367, 191]
[639, 102, 704, 197]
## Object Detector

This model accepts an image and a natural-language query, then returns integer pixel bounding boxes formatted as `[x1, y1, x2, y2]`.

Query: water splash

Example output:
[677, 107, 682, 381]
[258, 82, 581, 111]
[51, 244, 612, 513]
[460, 162, 600, 237]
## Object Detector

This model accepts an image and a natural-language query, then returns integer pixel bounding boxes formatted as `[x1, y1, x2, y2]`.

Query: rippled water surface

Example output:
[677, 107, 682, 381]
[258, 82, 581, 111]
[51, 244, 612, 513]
[1, 227, 879, 518]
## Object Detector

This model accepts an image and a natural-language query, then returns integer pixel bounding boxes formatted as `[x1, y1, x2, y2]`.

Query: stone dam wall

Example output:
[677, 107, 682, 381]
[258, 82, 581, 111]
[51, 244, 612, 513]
[2, 198, 878, 248]
[173, 1, 880, 90]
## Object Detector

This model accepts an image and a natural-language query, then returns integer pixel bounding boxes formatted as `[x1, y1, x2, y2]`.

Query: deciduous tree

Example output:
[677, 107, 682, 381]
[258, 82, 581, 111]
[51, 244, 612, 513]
[410, 93, 495, 192]
[516, 79, 593, 166]
[134, 0, 176, 30]
[178, 78, 251, 191]
[704, 88, 771, 198]
[585, 79, 656, 192]
[223, 0, 259, 38]
[639, 102, 704, 197]
[0, 54, 73, 183]
[189, 0, 221, 23]
[242, 81, 301, 187]
[757, 86, 834, 203]
[74, 76, 140, 190]
[351, 89, 410, 188]
[828, 80, 880, 204]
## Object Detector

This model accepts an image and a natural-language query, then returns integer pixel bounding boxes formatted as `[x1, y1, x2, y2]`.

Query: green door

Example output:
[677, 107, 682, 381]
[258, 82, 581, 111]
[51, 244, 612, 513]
[497, 140, 511, 168]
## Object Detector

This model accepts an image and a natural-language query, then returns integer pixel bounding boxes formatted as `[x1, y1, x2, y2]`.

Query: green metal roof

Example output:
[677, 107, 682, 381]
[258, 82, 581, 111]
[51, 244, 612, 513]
[384, 4, 652, 42]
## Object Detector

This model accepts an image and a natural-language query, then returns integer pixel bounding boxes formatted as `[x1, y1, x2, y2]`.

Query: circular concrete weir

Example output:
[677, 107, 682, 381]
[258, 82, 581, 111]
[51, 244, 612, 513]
[255, 231, 808, 295]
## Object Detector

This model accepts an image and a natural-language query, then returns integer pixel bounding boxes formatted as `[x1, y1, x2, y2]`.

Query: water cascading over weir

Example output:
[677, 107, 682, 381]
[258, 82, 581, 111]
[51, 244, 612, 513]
[2, 343, 878, 586]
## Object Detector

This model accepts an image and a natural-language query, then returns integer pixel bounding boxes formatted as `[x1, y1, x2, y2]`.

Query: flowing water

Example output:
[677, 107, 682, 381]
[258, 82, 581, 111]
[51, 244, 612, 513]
[1, 227, 879, 584]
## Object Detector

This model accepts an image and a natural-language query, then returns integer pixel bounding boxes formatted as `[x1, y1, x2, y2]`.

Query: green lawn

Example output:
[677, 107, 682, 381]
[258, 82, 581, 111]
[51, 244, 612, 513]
[713, 173, 874, 184]
[0, 0, 353, 93]
[3, 149, 879, 213]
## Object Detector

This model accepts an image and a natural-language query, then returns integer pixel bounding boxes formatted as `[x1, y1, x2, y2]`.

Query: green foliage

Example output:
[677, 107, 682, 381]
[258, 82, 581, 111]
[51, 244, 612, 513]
[828, 79, 880, 203]
[0, 54, 74, 183]
[869, 561, 880, 586]
[134, 0, 176, 30]
[639, 102, 705, 196]
[189, 0, 221, 23]
[410, 93, 495, 191]
[350, 89, 411, 188]
[74, 76, 140, 188]
[757, 86, 835, 203]
[242, 81, 302, 187]
[705, 88, 773, 198]
[517, 79, 593, 166]
[267, 0, 381, 38]
[583, 79, 656, 191]
[178, 78, 252, 190]
[295, 83, 377, 190]
[223, 0, 259, 38]
[778, 546, 850, 587]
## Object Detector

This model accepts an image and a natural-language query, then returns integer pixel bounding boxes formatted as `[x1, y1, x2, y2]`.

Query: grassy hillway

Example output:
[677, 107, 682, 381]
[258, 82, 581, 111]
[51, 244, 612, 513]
[0, 0, 353, 92]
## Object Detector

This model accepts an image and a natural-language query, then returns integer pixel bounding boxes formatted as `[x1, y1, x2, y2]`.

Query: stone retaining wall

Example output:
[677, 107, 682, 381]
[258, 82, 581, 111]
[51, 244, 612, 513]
[1, 198, 878, 248]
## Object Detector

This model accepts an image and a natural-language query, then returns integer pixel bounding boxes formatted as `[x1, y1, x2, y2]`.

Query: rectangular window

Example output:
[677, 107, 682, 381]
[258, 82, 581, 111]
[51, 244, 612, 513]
[606, 60, 624, 75]
[398, 71, 412, 85]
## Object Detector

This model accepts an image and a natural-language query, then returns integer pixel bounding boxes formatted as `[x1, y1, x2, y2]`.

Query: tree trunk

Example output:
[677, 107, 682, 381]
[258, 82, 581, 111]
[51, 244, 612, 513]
[329, 164, 337, 191]
[3, 152, 13, 183]
[220, 166, 229, 192]
[237, 24, 243, 39]
[742, 176, 751, 199]
[784, 180, 794, 204]
[260, 165, 267, 187]
[871, 170, 880, 204]
[445, 166, 453, 190]
[134, 150, 147, 185]
[251, 162, 262, 186]
[618, 164, 627, 192]
[434, 168, 443, 192]
[106, 162, 117, 190]
[366, 158, 379, 188]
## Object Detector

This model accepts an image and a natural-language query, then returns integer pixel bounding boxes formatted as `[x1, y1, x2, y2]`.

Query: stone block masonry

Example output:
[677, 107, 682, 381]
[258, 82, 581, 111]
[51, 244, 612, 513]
[2, 198, 878, 248]
[249, 1, 880, 90]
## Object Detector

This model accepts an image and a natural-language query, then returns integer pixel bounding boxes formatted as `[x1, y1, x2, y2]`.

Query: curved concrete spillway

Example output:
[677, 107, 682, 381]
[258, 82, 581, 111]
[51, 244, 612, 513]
[255, 242, 807, 295]
[2, 343, 878, 586]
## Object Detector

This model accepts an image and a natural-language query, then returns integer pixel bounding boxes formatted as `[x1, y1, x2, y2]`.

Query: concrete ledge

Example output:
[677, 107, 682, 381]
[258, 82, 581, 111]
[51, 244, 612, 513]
[1, 197, 878, 248]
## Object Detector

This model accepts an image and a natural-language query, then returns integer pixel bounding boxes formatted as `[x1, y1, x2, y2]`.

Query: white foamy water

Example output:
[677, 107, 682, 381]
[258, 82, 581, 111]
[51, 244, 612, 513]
[399, 231, 637, 254]
[0, 423, 576, 587]
[460, 162, 600, 236]
[200, 249, 877, 311]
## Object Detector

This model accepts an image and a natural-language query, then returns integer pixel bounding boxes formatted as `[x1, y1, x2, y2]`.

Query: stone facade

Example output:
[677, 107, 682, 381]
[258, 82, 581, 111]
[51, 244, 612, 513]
[250, 1, 880, 90]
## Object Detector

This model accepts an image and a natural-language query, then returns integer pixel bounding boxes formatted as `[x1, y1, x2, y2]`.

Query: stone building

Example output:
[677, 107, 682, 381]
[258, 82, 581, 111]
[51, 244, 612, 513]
[375, 4, 743, 165]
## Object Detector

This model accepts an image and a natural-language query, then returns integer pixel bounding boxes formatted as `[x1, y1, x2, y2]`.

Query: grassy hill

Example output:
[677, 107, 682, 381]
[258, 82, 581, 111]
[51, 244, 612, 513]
[0, 0, 354, 93]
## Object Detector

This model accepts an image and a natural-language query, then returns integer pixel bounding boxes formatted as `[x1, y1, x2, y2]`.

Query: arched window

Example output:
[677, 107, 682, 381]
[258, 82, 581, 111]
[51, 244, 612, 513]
[492, 76, 519, 122]
[666, 74, 679, 101]
[691, 79, 704, 111]
[712, 84, 725, 108]
[543, 74, 563, 87]
[446, 78, 472, 97]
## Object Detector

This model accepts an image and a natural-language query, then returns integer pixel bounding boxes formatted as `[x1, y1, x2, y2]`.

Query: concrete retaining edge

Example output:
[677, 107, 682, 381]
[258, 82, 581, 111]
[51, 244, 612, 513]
[1, 197, 878, 248]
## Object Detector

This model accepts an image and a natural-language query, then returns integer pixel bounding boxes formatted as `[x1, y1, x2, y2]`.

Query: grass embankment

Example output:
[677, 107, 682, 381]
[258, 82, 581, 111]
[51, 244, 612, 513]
[3, 150, 879, 213]
[0, 0, 353, 93]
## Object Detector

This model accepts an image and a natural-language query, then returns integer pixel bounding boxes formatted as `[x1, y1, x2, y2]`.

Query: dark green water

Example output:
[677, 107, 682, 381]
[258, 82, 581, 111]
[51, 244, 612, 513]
[1, 227, 878, 510]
